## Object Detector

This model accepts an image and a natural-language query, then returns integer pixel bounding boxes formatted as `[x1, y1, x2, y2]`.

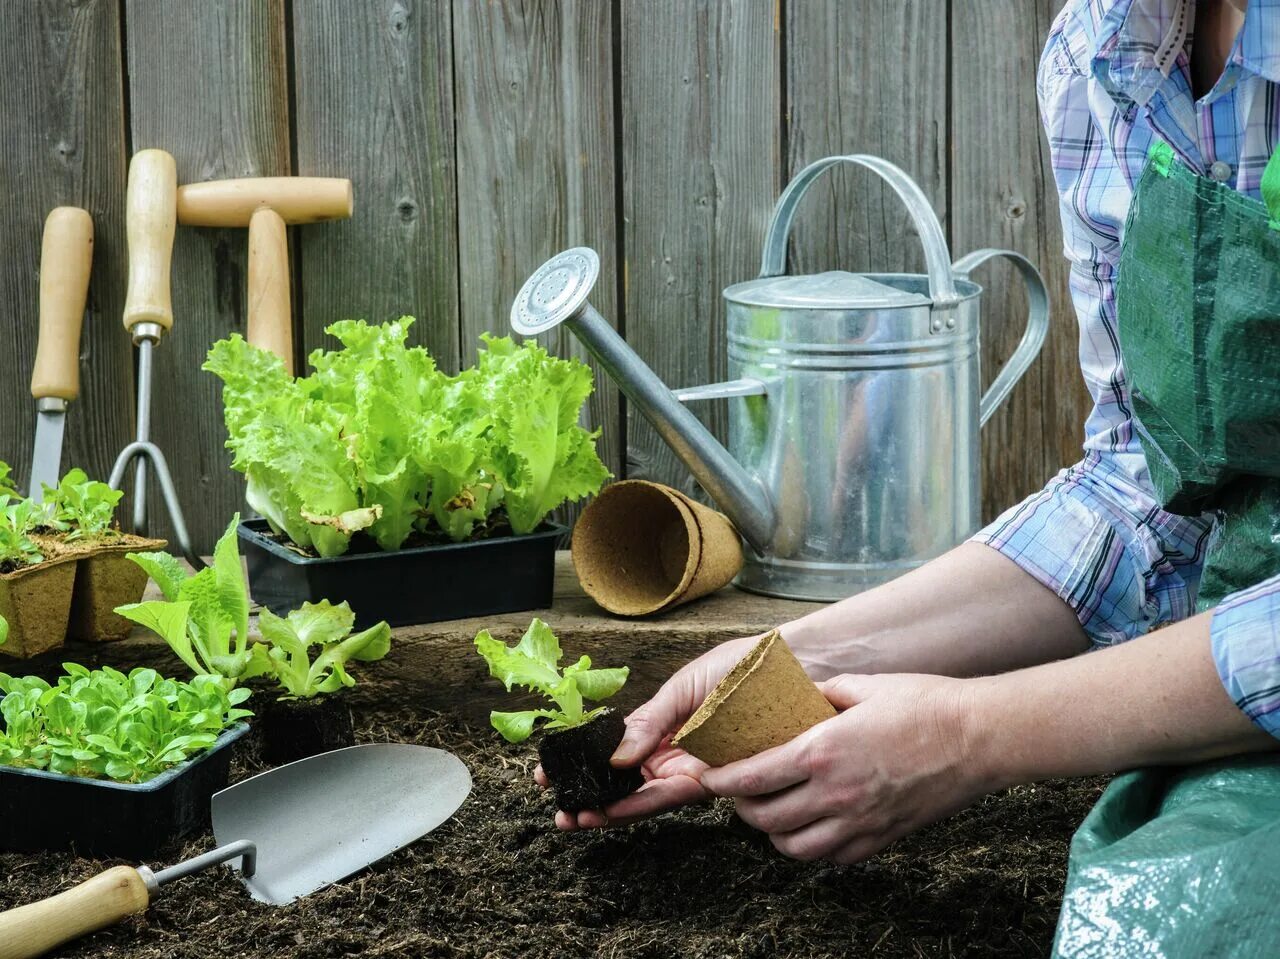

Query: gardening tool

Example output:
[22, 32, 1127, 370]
[511, 154, 1050, 601]
[176, 176, 354, 373]
[27, 207, 93, 501]
[0, 743, 472, 959]
[106, 149, 200, 568]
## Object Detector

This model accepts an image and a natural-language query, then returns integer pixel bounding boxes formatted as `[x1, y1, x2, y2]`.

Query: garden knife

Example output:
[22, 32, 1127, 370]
[27, 207, 94, 501]
[0, 744, 472, 959]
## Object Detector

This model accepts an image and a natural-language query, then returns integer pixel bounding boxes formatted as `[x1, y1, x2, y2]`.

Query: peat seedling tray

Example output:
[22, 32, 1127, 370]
[0, 709, 1105, 959]
[239, 518, 565, 628]
[0, 722, 248, 860]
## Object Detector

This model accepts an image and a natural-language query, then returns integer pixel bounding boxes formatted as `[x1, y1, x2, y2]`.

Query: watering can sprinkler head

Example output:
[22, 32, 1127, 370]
[510, 248, 777, 553]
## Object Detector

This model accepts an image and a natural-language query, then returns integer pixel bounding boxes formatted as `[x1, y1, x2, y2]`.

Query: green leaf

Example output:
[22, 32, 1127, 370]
[114, 601, 199, 675]
[473, 619, 629, 737]
[126, 551, 190, 601]
[489, 709, 561, 744]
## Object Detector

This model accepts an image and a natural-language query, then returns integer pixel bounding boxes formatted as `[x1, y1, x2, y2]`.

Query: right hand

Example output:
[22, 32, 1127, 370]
[537, 633, 761, 830]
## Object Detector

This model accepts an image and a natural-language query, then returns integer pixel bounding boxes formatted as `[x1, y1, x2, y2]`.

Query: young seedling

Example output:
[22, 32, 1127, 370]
[37, 468, 126, 541]
[247, 600, 392, 765]
[117, 515, 392, 764]
[474, 618, 642, 812]
[0, 664, 251, 783]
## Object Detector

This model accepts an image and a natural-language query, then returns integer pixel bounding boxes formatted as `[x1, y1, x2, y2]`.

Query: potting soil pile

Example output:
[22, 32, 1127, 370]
[0, 708, 1103, 959]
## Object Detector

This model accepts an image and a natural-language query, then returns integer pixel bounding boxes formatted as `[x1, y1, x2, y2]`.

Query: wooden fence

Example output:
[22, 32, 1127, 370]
[0, 0, 1085, 553]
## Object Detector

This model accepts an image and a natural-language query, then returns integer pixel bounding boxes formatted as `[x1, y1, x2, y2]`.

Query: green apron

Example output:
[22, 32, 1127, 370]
[1051, 141, 1280, 958]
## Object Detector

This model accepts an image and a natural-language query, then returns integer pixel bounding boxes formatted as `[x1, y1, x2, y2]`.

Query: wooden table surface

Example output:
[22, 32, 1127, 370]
[14, 552, 825, 723]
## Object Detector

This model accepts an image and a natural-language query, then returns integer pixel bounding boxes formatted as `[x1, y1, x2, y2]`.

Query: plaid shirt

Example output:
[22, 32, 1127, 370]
[971, 0, 1280, 736]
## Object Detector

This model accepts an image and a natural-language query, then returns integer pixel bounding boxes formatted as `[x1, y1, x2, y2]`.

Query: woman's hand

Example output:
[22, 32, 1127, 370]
[535, 633, 760, 829]
[700, 672, 987, 864]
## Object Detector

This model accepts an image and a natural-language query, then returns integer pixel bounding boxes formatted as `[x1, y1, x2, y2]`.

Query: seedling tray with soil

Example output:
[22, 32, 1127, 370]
[0, 722, 247, 861]
[240, 518, 565, 629]
[0, 707, 1104, 959]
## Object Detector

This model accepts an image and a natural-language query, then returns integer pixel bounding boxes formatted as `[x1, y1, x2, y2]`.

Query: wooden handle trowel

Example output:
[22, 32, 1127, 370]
[28, 207, 93, 501]
[0, 744, 472, 959]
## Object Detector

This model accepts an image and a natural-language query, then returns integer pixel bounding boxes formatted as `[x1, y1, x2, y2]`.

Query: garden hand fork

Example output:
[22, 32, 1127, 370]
[106, 149, 201, 568]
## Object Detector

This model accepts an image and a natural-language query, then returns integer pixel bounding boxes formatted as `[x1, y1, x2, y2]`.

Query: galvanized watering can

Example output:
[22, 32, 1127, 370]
[511, 155, 1049, 601]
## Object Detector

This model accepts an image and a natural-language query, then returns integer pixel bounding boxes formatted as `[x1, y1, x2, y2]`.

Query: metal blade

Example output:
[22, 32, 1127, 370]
[211, 744, 472, 906]
[28, 408, 66, 502]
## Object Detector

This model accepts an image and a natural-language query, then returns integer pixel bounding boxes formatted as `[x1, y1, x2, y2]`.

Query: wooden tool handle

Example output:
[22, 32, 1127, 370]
[0, 866, 150, 959]
[123, 149, 177, 332]
[30, 207, 93, 401]
[177, 177, 353, 226]
[248, 207, 294, 374]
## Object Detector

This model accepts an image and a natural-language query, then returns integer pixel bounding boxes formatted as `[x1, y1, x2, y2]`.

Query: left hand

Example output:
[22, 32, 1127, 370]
[699, 673, 988, 864]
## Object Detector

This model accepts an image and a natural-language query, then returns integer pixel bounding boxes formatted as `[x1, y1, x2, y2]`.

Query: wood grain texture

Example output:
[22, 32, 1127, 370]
[620, 0, 781, 498]
[785, 1, 948, 278]
[125, 0, 292, 552]
[0, 0, 133, 495]
[452, 0, 622, 495]
[953, 0, 1088, 521]
[291, 0, 459, 371]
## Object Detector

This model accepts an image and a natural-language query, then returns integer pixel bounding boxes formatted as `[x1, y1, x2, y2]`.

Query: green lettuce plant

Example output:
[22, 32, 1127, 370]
[474, 618, 629, 743]
[203, 319, 610, 557]
[114, 514, 254, 687]
[116, 515, 391, 699]
[37, 468, 125, 541]
[0, 461, 18, 500]
[0, 499, 44, 570]
[247, 600, 392, 700]
[0, 664, 251, 783]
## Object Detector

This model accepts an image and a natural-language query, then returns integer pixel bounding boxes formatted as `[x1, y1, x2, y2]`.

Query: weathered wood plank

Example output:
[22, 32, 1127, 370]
[785, 2, 949, 278]
[125, 0, 292, 551]
[291, 0, 459, 372]
[0, 1, 134, 494]
[953, 0, 1087, 521]
[452, 0, 622, 497]
[620, 0, 782, 498]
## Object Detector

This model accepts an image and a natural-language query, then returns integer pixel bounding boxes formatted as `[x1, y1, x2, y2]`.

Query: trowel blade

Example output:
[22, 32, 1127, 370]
[211, 743, 472, 906]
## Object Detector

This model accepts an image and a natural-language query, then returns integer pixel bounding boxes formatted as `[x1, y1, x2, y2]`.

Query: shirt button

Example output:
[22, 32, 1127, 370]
[1210, 160, 1233, 182]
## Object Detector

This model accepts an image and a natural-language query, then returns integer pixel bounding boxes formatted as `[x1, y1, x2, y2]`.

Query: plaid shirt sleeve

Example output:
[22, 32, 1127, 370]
[970, 5, 1280, 738]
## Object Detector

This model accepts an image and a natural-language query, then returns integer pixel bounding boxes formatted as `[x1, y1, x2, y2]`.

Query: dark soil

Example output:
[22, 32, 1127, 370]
[258, 695, 356, 766]
[0, 707, 1105, 959]
[539, 708, 645, 812]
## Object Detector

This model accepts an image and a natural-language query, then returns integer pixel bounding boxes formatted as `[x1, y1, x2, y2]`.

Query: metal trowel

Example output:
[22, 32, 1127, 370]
[0, 744, 472, 959]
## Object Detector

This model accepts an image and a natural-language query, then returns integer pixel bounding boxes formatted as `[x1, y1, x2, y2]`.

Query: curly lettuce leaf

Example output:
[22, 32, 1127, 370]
[474, 618, 628, 742]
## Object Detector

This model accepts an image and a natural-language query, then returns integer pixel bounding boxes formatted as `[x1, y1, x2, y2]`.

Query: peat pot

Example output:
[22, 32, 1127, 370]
[510, 155, 1050, 601]
[0, 722, 247, 859]
[239, 518, 565, 628]
[31, 533, 167, 643]
[0, 555, 78, 659]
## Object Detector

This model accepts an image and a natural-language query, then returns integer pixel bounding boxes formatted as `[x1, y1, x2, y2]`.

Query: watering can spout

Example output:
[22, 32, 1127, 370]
[510, 248, 775, 552]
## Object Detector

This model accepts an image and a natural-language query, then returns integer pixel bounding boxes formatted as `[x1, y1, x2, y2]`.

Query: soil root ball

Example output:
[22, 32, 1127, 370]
[538, 708, 644, 813]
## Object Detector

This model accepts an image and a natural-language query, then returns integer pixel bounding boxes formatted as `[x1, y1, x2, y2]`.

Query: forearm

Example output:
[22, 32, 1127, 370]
[781, 542, 1089, 680]
[969, 611, 1278, 788]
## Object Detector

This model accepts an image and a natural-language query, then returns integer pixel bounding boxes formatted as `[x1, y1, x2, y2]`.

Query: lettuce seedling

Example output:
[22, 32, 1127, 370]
[0, 499, 44, 570]
[474, 618, 629, 743]
[0, 664, 251, 783]
[114, 514, 253, 687]
[37, 468, 125, 540]
[247, 600, 392, 700]
[0, 461, 18, 500]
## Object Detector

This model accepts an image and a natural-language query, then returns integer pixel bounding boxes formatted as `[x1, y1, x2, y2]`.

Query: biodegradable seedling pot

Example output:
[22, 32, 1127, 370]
[572, 480, 743, 617]
[674, 631, 836, 767]
[57, 535, 166, 642]
[0, 555, 77, 659]
[538, 708, 644, 813]
[0, 723, 247, 859]
[239, 518, 565, 628]
[258, 694, 355, 767]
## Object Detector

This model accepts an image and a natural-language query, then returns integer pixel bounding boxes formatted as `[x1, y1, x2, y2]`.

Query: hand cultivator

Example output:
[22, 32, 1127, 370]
[105, 149, 200, 568]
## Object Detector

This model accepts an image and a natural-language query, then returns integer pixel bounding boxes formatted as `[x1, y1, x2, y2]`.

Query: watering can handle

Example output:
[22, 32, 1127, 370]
[759, 154, 960, 308]
[952, 248, 1050, 428]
